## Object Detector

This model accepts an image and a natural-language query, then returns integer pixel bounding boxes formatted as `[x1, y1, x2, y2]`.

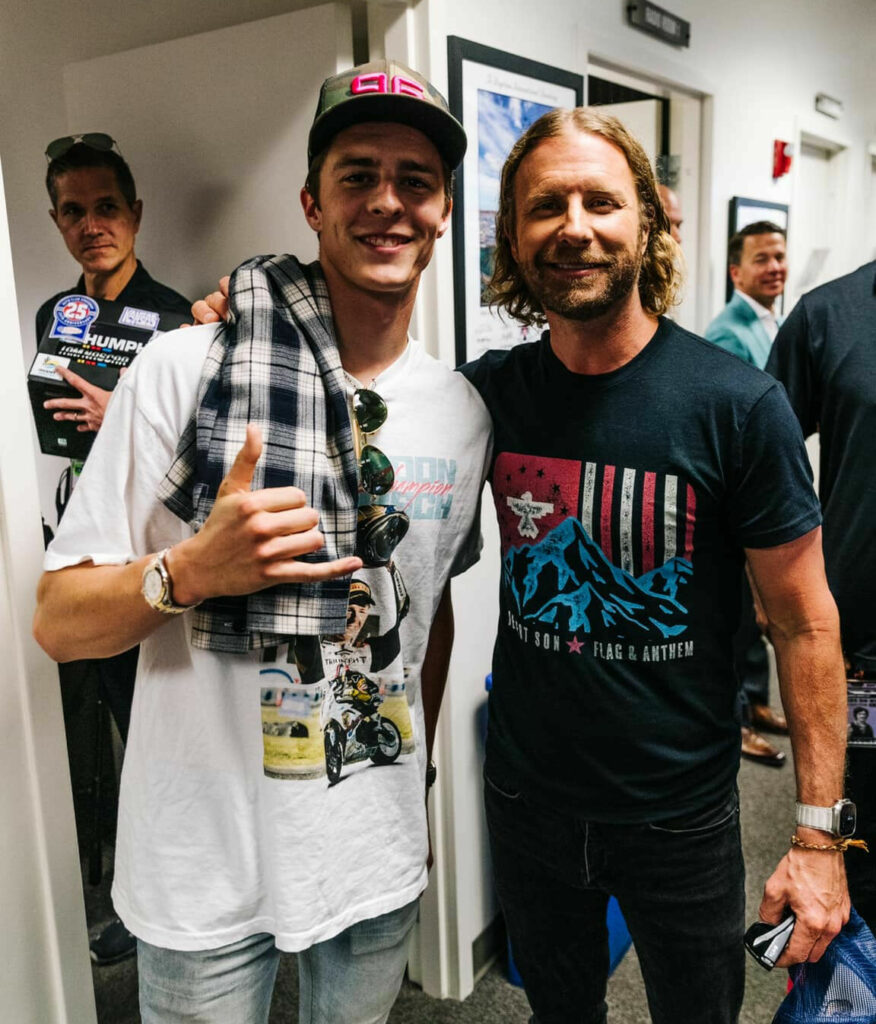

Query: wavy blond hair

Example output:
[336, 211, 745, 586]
[488, 107, 683, 326]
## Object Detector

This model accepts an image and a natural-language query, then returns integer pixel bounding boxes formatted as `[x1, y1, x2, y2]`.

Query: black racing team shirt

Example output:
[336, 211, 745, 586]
[462, 317, 820, 823]
[36, 260, 191, 340]
[767, 262, 876, 672]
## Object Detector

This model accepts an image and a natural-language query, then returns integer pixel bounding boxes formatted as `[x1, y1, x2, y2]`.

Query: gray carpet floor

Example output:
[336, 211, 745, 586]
[84, 721, 795, 1023]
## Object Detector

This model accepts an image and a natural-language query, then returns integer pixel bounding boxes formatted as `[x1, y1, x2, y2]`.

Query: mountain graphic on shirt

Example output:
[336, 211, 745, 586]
[503, 517, 692, 640]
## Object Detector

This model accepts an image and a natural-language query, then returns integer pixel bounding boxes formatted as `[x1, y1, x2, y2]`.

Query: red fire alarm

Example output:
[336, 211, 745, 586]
[773, 140, 793, 179]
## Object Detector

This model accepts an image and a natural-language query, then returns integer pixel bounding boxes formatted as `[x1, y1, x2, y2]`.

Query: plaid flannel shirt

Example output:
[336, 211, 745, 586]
[158, 255, 358, 652]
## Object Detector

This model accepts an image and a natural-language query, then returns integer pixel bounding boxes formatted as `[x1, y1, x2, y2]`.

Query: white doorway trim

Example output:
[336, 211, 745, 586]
[0, 154, 96, 1024]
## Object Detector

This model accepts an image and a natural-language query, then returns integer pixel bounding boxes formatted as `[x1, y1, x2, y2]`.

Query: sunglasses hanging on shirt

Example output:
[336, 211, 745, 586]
[353, 387, 396, 496]
[350, 384, 410, 566]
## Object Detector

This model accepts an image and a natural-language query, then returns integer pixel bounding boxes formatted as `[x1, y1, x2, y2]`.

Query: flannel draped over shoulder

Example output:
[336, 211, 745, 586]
[158, 255, 359, 652]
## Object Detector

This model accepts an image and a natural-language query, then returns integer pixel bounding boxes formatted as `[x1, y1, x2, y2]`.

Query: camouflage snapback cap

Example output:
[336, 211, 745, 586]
[308, 59, 467, 168]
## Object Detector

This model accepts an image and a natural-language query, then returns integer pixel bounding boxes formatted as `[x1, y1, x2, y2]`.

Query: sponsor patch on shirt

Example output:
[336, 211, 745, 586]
[119, 306, 161, 331]
[50, 295, 99, 342]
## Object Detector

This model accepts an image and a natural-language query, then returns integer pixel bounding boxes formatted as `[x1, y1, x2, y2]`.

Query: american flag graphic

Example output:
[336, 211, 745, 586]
[494, 452, 696, 575]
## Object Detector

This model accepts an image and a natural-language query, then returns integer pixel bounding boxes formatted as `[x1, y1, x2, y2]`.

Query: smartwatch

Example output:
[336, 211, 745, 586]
[795, 798, 857, 838]
[141, 548, 196, 615]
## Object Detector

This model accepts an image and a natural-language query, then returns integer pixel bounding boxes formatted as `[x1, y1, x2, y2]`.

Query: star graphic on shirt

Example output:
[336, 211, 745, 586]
[567, 635, 584, 654]
[507, 491, 554, 538]
[519, 464, 527, 474]
[536, 468, 545, 478]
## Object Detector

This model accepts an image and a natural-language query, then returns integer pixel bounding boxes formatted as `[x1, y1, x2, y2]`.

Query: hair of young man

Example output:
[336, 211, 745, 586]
[46, 143, 137, 210]
[488, 106, 683, 326]
[727, 220, 786, 268]
[305, 144, 455, 213]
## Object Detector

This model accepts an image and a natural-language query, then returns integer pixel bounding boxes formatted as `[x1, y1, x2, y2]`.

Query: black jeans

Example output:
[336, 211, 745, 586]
[485, 769, 745, 1024]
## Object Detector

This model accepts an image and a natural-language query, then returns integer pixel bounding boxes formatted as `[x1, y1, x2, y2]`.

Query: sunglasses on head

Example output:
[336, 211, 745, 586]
[350, 385, 410, 566]
[45, 133, 123, 163]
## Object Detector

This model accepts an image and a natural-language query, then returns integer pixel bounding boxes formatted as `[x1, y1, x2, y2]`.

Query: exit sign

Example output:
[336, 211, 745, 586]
[627, 2, 691, 47]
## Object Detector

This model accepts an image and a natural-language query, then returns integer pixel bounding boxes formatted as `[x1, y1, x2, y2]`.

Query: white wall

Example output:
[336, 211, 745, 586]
[63, 6, 352, 306]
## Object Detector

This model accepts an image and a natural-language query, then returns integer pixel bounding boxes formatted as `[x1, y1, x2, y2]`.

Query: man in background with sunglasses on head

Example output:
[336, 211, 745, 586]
[34, 62, 489, 1023]
[37, 134, 191, 967]
[39, 134, 190, 436]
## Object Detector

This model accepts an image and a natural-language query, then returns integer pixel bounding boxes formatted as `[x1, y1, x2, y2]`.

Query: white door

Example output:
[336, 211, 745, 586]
[787, 140, 840, 311]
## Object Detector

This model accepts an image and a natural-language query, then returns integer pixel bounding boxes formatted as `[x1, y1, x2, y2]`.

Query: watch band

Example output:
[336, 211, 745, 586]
[142, 548, 196, 615]
[795, 802, 835, 833]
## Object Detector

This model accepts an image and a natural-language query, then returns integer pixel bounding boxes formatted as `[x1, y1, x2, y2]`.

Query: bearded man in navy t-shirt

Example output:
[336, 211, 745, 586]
[462, 107, 852, 1024]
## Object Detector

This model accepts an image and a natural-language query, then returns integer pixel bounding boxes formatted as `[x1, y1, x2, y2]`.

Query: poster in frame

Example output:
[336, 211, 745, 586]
[447, 37, 584, 365]
[725, 196, 789, 307]
[847, 683, 876, 748]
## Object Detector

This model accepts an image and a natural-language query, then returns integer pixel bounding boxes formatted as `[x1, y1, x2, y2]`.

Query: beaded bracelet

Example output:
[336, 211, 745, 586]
[790, 834, 870, 853]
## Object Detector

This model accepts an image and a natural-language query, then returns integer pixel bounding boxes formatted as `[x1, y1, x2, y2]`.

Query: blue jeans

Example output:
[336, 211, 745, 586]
[485, 768, 745, 1024]
[137, 898, 419, 1023]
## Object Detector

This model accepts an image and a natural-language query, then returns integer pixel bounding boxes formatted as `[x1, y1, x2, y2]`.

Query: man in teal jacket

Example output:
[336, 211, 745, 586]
[706, 220, 789, 765]
[705, 220, 787, 368]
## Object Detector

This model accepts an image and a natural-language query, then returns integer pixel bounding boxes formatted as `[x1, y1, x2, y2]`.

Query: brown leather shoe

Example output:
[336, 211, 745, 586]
[741, 726, 786, 767]
[749, 703, 789, 735]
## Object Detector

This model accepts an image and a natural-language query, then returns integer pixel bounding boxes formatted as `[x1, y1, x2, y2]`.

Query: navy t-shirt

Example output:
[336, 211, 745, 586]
[463, 317, 820, 823]
[767, 262, 876, 671]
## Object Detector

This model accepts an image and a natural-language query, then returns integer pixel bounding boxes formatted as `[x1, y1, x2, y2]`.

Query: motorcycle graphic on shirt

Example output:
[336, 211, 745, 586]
[321, 666, 403, 785]
[258, 566, 413, 783]
[493, 452, 695, 663]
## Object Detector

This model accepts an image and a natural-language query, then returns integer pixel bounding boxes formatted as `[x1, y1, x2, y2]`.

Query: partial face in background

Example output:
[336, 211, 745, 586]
[301, 122, 450, 299]
[730, 232, 787, 309]
[50, 166, 141, 276]
[658, 184, 683, 245]
[509, 130, 648, 322]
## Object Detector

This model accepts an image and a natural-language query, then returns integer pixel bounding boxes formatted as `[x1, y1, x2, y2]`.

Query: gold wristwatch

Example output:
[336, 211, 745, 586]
[141, 548, 196, 615]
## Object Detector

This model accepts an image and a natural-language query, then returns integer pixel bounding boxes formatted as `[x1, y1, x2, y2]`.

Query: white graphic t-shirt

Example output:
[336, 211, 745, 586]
[46, 324, 491, 952]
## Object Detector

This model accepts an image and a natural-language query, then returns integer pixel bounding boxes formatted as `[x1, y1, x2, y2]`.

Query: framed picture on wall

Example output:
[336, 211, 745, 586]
[726, 196, 790, 305]
[447, 37, 584, 365]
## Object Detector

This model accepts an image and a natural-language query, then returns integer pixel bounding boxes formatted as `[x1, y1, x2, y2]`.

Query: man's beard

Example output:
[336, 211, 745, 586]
[520, 244, 644, 322]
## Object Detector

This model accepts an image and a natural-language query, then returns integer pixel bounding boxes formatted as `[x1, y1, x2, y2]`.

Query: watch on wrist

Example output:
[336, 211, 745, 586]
[795, 798, 857, 838]
[141, 548, 196, 615]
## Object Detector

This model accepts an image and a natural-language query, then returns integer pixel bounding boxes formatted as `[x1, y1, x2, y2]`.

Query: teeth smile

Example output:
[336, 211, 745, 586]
[363, 235, 408, 247]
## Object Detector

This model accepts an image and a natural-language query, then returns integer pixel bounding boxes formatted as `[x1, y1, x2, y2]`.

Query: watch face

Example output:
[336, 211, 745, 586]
[839, 801, 857, 838]
[144, 565, 164, 604]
